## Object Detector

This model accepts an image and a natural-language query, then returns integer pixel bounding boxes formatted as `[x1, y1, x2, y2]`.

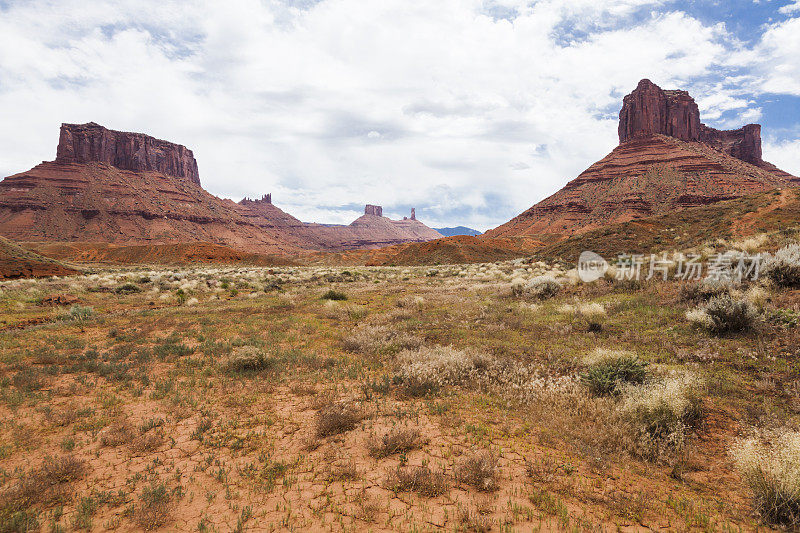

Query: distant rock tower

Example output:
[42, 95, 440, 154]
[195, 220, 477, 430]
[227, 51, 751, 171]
[410, 208, 416, 220]
[239, 194, 271, 205]
[365, 204, 383, 217]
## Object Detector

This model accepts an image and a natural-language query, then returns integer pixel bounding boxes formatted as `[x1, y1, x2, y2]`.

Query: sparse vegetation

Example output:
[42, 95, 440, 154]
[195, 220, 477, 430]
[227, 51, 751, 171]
[687, 294, 758, 334]
[0, 253, 796, 530]
[385, 465, 448, 497]
[762, 243, 800, 287]
[314, 402, 360, 438]
[524, 275, 561, 299]
[581, 349, 648, 396]
[732, 429, 800, 528]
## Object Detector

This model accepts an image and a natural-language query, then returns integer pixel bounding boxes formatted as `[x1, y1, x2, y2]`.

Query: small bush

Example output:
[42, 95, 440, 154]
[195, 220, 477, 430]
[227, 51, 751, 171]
[622, 374, 703, 459]
[219, 346, 273, 374]
[342, 325, 422, 356]
[455, 451, 500, 492]
[679, 279, 731, 303]
[732, 429, 800, 528]
[524, 276, 561, 300]
[385, 465, 448, 497]
[581, 349, 648, 396]
[0, 456, 86, 514]
[321, 290, 348, 301]
[58, 305, 93, 322]
[367, 427, 423, 458]
[135, 482, 172, 530]
[763, 243, 800, 287]
[687, 295, 758, 335]
[394, 346, 491, 397]
[114, 283, 142, 294]
[315, 403, 360, 438]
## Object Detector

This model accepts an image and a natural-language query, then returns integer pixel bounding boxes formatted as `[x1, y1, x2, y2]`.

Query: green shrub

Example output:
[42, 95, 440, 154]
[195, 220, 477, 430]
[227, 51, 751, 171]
[581, 350, 648, 396]
[524, 276, 561, 300]
[763, 244, 800, 287]
[687, 295, 757, 335]
[321, 289, 348, 301]
[114, 283, 141, 294]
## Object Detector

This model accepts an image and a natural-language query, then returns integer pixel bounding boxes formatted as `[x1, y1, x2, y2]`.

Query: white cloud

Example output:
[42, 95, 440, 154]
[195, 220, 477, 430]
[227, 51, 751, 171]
[0, 0, 794, 231]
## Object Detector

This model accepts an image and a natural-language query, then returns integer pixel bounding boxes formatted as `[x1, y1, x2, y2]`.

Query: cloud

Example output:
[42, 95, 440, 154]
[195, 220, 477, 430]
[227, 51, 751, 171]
[0, 0, 797, 231]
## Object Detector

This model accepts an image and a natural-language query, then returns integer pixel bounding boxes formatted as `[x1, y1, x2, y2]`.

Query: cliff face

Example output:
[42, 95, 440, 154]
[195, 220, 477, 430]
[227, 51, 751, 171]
[618, 79, 764, 165]
[55, 122, 200, 185]
[486, 79, 798, 239]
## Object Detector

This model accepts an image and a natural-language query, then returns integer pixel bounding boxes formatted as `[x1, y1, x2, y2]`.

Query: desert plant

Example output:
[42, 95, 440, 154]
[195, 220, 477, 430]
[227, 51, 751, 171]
[218, 346, 273, 374]
[321, 289, 348, 301]
[385, 465, 448, 497]
[58, 305, 93, 322]
[732, 429, 800, 528]
[367, 427, 423, 458]
[135, 482, 172, 530]
[342, 325, 422, 356]
[394, 346, 492, 397]
[581, 349, 648, 396]
[762, 243, 800, 287]
[114, 283, 142, 294]
[686, 295, 758, 335]
[455, 451, 500, 492]
[679, 278, 731, 303]
[524, 276, 561, 300]
[314, 403, 360, 438]
[621, 374, 703, 459]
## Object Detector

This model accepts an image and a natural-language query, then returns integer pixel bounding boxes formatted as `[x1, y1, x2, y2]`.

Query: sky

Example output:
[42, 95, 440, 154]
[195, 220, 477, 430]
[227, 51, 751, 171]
[0, 0, 799, 231]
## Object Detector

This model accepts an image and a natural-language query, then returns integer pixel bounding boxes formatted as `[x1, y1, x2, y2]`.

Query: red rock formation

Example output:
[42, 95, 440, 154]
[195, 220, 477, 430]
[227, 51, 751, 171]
[0, 122, 444, 256]
[55, 122, 200, 185]
[487, 79, 798, 239]
[365, 205, 383, 217]
[619, 79, 701, 142]
[410, 208, 416, 220]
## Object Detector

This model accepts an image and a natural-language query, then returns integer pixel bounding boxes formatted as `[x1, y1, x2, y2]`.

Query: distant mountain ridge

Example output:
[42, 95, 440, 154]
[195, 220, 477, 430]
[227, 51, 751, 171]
[0, 124, 442, 254]
[434, 226, 482, 237]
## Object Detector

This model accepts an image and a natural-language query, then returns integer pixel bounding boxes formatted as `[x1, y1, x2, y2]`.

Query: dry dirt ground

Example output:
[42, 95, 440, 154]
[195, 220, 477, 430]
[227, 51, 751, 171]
[1, 259, 799, 532]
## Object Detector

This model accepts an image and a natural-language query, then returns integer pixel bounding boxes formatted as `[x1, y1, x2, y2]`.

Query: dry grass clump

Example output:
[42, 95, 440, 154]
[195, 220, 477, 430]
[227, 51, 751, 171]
[732, 429, 800, 528]
[686, 295, 758, 335]
[581, 349, 648, 396]
[367, 427, 424, 458]
[763, 243, 800, 287]
[0, 455, 86, 517]
[342, 325, 422, 356]
[679, 279, 732, 303]
[385, 465, 448, 497]
[100, 422, 136, 447]
[394, 346, 492, 397]
[135, 482, 173, 530]
[219, 346, 273, 373]
[524, 276, 561, 300]
[455, 451, 500, 492]
[621, 373, 703, 460]
[315, 402, 361, 438]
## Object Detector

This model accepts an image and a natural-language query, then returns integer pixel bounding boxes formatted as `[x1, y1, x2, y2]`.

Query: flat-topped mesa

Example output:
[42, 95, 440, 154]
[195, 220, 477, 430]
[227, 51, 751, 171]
[364, 204, 383, 217]
[55, 122, 200, 185]
[618, 79, 763, 165]
[239, 194, 272, 205]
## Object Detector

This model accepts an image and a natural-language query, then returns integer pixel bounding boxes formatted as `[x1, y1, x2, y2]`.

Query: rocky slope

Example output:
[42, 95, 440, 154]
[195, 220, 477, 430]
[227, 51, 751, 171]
[0, 124, 442, 255]
[0, 236, 78, 279]
[486, 79, 798, 238]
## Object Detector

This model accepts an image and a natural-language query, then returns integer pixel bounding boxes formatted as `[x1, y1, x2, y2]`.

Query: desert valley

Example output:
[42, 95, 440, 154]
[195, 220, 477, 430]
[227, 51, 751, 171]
[2, 3, 800, 531]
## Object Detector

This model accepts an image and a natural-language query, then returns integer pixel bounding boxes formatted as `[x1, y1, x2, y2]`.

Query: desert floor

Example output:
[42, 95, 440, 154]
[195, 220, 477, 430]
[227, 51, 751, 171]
[1, 260, 798, 532]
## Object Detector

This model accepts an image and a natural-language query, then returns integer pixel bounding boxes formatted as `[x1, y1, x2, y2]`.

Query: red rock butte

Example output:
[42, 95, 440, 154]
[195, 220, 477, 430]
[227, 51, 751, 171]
[485, 79, 798, 239]
[0, 124, 442, 254]
[56, 122, 200, 185]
